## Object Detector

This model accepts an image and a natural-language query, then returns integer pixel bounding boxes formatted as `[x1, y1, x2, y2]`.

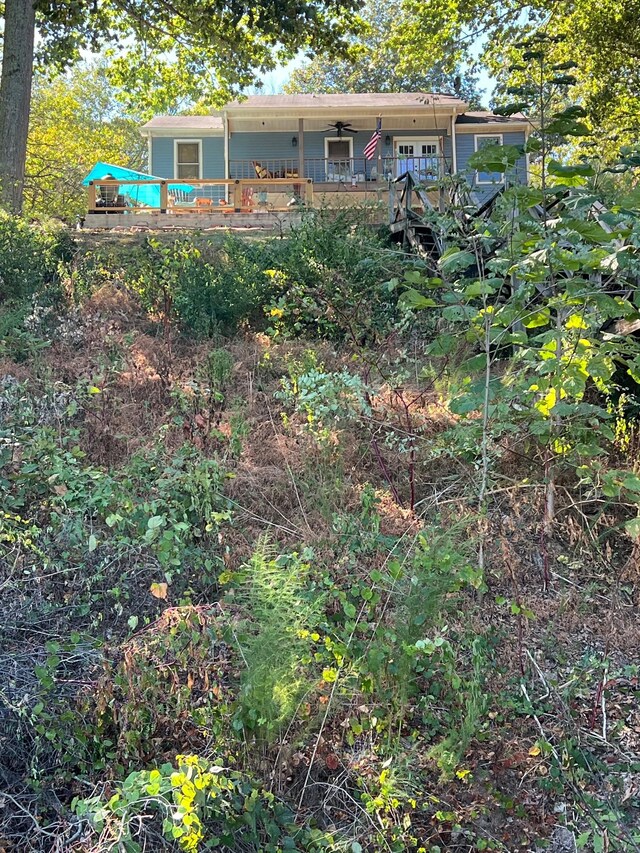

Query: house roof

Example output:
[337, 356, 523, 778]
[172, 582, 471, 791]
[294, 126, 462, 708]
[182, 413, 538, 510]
[140, 103, 530, 137]
[456, 111, 528, 125]
[142, 115, 224, 130]
[223, 92, 465, 111]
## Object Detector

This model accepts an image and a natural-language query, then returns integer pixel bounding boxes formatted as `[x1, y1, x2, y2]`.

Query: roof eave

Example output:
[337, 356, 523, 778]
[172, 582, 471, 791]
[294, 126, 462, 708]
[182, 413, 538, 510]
[222, 104, 464, 118]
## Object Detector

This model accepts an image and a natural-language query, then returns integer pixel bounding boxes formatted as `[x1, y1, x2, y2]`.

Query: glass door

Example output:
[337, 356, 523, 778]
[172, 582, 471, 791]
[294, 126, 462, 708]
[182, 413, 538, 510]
[395, 139, 440, 181]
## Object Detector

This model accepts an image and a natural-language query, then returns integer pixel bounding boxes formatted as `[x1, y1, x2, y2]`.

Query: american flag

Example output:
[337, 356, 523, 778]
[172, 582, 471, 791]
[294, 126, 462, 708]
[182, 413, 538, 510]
[363, 117, 382, 161]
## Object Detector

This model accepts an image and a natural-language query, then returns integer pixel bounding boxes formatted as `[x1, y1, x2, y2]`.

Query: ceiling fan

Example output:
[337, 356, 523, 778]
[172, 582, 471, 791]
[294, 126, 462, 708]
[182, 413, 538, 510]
[326, 121, 358, 137]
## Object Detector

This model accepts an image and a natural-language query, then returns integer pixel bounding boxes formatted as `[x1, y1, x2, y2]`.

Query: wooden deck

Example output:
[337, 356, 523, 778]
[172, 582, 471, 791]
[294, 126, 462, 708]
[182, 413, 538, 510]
[84, 210, 305, 230]
[84, 176, 392, 230]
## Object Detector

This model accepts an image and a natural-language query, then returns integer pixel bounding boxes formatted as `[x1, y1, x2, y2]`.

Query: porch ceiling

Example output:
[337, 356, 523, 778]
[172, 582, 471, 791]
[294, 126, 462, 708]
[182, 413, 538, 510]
[228, 115, 452, 133]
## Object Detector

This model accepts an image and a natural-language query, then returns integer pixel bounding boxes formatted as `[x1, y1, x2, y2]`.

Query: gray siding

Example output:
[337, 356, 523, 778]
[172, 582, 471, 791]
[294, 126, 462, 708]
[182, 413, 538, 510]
[151, 138, 174, 178]
[203, 138, 225, 178]
[455, 130, 527, 203]
[150, 137, 224, 179]
[149, 126, 525, 202]
[229, 127, 452, 180]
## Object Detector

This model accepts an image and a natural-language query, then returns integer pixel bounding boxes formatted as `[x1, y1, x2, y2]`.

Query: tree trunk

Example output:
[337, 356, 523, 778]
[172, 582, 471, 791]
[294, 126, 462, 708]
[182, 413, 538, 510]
[0, 0, 36, 215]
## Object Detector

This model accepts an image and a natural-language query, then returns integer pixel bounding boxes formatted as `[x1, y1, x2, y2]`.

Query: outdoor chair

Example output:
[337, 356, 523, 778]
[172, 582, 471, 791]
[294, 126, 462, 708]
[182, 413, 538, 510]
[253, 161, 273, 179]
[96, 178, 125, 209]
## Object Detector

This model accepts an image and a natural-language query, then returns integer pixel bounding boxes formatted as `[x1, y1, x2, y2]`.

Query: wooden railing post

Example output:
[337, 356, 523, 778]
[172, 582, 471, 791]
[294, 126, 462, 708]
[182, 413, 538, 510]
[88, 181, 96, 213]
[233, 180, 242, 212]
[160, 181, 168, 213]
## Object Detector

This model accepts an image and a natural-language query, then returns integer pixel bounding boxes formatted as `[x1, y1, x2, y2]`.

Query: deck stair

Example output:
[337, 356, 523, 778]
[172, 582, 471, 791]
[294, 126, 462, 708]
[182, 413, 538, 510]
[389, 171, 444, 264]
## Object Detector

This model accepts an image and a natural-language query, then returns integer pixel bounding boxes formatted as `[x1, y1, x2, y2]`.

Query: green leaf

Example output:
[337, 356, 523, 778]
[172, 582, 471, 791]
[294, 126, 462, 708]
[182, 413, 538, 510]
[552, 61, 578, 72]
[468, 144, 523, 174]
[343, 601, 357, 618]
[559, 218, 610, 244]
[552, 104, 586, 119]
[622, 474, 640, 495]
[399, 288, 437, 310]
[438, 248, 476, 274]
[494, 102, 530, 116]
[322, 667, 338, 683]
[464, 281, 496, 298]
[523, 137, 543, 154]
[523, 308, 550, 328]
[128, 615, 139, 630]
[88, 534, 98, 552]
[426, 333, 458, 356]
[449, 391, 485, 415]
[147, 515, 165, 529]
[547, 160, 594, 178]
[461, 354, 489, 373]
[624, 518, 640, 539]
[546, 117, 589, 136]
[550, 75, 577, 86]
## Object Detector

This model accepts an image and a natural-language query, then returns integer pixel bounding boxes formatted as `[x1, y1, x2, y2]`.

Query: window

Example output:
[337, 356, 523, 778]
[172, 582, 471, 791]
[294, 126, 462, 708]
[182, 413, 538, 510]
[175, 140, 201, 179]
[324, 137, 353, 181]
[474, 134, 504, 185]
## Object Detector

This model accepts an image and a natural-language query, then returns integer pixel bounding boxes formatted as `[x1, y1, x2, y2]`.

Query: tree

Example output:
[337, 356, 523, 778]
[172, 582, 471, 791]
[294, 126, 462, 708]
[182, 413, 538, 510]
[25, 63, 146, 222]
[395, 0, 640, 157]
[0, 0, 363, 214]
[285, 0, 483, 106]
[0, 0, 36, 214]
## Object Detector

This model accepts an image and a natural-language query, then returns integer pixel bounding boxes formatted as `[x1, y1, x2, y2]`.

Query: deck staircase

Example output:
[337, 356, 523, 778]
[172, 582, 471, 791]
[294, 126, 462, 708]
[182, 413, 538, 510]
[388, 171, 443, 265]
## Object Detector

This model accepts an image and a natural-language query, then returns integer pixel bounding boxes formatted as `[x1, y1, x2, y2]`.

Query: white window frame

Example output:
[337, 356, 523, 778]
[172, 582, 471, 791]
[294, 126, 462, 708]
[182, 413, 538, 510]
[324, 136, 354, 181]
[174, 138, 203, 179]
[392, 136, 440, 157]
[393, 136, 441, 180]
[324, 136, 354, 161]
[474, 133, 504, 185]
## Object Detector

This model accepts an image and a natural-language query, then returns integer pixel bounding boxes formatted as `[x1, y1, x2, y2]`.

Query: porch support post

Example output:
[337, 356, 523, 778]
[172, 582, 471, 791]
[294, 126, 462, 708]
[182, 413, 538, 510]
[298, 117, 304, 177]
[88, 181, 96, 214]
[160, 180, 168, 213]
[224, 110, 230, 201]
[451, 111, 457, 175]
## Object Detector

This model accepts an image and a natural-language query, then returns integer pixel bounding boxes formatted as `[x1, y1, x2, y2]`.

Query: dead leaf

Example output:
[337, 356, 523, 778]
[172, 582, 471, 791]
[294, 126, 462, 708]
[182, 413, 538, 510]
[150, 582, 168, 599]
[325, 753, 339, 771]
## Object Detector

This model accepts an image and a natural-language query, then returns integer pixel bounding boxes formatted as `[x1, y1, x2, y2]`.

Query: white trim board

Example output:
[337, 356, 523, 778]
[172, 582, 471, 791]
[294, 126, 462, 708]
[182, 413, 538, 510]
[323, 136, 354, 160]
[173, 138, 203, 179]
[474, 133, 504, 186]
[392, 135, 440, 152]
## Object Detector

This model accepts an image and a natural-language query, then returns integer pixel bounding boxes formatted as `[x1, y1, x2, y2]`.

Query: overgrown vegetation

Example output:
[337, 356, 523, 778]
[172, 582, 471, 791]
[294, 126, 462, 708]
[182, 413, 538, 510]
[2, 91, 640, 851]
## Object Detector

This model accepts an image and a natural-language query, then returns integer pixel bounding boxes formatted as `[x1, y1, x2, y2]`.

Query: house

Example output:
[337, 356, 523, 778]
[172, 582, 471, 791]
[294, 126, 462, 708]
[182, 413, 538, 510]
[85, 93, 529, 227]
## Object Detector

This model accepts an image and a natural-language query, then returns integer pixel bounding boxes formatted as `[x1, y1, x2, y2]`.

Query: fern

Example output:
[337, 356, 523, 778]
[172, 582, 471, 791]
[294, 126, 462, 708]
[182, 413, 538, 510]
[232, 541, 323, 742]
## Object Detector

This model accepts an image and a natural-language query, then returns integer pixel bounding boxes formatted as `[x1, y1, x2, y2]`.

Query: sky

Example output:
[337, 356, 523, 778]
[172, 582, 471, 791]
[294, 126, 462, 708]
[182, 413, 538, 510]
[258, 53, 495, 104]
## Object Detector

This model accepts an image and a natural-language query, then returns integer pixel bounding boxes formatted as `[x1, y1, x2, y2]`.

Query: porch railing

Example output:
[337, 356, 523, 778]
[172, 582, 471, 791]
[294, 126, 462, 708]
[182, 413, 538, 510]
[230, 156, 449, 183]
[87, 178, 313, 214]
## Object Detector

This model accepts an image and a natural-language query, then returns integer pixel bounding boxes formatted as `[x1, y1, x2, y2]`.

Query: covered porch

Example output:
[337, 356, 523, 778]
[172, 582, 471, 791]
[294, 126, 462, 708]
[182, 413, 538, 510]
[229, 154, 447, 188]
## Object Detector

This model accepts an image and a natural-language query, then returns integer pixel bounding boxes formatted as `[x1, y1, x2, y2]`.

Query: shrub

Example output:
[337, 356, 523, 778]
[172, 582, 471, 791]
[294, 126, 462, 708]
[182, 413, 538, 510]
[224, 544, 324, 742]
[264, 210, 414, 342]
[0, 213, 74, 303]
[74, 754, 338, 852]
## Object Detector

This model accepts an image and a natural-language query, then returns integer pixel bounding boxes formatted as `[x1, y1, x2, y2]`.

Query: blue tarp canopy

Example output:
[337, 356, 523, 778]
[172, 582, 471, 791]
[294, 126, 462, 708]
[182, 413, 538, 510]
[82, 162, 194, 207]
